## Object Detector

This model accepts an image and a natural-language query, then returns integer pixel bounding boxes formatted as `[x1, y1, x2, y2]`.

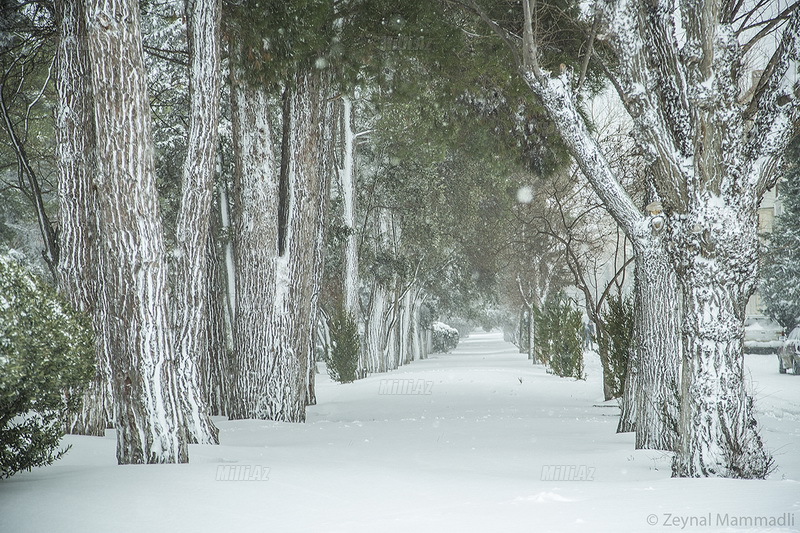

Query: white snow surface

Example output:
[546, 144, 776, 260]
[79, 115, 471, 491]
[2, 332, 799, 532]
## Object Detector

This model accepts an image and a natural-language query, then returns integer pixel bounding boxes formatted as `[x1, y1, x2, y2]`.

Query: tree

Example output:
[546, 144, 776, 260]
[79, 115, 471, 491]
[84, 0, 188, 463]
[0, 3, 59, 277]
[0, 252, 94, 478]
[54, 0, 112, 437]
[458, 0, 681, 452]
[224, 0, 332, 421]
[172, 0, 222, 444]
[761, 138, 800, 333]
[464, 0, 798, 476]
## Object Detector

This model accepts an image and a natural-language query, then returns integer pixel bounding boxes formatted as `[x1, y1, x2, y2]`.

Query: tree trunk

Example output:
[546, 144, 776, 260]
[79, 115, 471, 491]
[616, 351, 637, 433]
[268, 69, 329, 420]
[84, 0, 187, 463]
[229, 66, 328, 422]
[55, 0, 113, 436]
[671, 199, 771, 477]
[631, 230, 681, 450]
[172, 0, 221, 445]
[228, 49, 278, 420]
[340, 96, 360, 319]
[203, 223, 230, 416]
[362, 281, 388, 374]
[306, 92, 334, 407]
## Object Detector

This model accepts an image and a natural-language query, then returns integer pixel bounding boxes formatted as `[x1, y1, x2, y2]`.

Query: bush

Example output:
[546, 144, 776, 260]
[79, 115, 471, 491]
[0, 253, 94, 478]
[534, 295, 585, 380]
[324, 308, 360, 383]
[431, 321, 459, 353]
[596, 293, 634, 399]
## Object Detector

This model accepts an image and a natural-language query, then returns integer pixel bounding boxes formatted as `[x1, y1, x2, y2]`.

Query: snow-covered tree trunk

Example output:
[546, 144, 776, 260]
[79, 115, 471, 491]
[616, 352, 637, 433]
[55, 0, 112, 436]
[306, 92, 334, 407]
[671, 198, 769, 476]
[409, 291, 424, 362]
[362, 282, 388, 374]
[203, 225, 230, 416]
[229, 66, 329, 421]
[172, 0, 221, 445]
[267, 69, 329, 421]
[631, 225, 681, 450]
[228, 48, 278, 420]
[83, 0, 187, 463]
[340, 96, 360, 319]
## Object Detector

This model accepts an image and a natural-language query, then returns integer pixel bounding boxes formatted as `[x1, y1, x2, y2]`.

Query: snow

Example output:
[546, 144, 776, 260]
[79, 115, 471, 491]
[516, 186, 534, 204]
[2, 332, 799, 532]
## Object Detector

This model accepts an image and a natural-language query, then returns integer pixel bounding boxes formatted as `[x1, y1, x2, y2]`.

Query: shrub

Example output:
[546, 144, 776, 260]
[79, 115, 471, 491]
[596, 293, 634, 399]
[324, 308, 360, 383]
[431, 321, 459, 353]
[534, 295, 585, 380]
[0, 253, 94, 478]
[431, 322, 459, 353]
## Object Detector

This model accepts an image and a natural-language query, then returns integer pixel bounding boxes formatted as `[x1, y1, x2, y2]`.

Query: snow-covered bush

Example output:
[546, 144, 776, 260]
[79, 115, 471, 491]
[324, 309, 359, 383]
[431, 321, 459, 353]
[534, 295, 584, 380]
[0, 253, 94, 478]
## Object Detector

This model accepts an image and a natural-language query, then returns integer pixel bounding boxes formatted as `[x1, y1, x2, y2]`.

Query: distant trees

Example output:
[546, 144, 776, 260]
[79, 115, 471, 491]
[463, 0, 798, 477]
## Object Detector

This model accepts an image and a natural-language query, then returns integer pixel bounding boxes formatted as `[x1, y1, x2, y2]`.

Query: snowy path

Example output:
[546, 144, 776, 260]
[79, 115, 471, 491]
[2, 332, 799, 532]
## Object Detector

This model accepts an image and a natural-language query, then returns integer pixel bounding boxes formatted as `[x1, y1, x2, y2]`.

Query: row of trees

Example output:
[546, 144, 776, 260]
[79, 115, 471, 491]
[457, 0, 798, 477]
[1, 0, 797, 479]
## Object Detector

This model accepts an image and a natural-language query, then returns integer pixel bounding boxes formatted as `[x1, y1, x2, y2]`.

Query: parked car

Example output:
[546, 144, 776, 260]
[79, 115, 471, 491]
[778, 326, 800, 375]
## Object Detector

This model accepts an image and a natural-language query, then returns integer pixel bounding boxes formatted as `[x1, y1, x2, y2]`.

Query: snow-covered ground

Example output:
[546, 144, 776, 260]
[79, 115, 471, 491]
[2, 332, 799, 532]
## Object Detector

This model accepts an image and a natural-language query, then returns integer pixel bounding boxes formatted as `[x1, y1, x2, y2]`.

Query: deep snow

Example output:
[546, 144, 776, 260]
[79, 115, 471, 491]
[1, 332, 798, 532]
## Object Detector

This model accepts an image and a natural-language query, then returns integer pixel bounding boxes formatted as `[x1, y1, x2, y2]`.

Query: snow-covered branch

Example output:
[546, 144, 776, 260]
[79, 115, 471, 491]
[744, 6, 800, 198]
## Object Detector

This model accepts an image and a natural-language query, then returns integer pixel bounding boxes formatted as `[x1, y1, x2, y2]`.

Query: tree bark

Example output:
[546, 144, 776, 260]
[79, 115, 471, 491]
[55, 0, 113, 437]
[631, 226, 681, 450]
[228, 66, 329, 421]
[228, 48, 278, 420]
[83, 0, 187, 463]
[172, 0, 221, 445]
[340, 96, 360, 318]
[203, 224, 230, 416]
[671, 198, 771, 477]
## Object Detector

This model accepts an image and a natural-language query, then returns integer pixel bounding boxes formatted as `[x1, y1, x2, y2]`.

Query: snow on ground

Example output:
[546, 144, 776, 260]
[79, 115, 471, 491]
[2, 332, 799, 532]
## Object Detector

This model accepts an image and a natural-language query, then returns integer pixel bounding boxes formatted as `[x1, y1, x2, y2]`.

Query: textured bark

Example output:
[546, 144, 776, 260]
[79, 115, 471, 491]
[229, 67, 329, 421]
[616, 352, 637, 433]
[55, 0, 112, 436]
[306, 94, 334, 406]
[362, 281, 388, 374]
[228, 51, 278, 420]
[631, 229, 681, 450]
[84, 0, 187, 463]
[203, 224, 230, 416]
[266, 69, 328, 421]
[172, 0, 221, 445]
[671, 197, 771, 477]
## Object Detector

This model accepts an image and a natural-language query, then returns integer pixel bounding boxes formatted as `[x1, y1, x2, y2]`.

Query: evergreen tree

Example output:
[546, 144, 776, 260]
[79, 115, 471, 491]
[0, 252, 94, 478]
[761, 139, 800, 333]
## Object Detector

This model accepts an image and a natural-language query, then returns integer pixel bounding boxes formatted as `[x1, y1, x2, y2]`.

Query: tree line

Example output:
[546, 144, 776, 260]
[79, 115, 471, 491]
[0, 0, 797, 479]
